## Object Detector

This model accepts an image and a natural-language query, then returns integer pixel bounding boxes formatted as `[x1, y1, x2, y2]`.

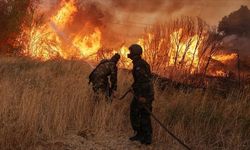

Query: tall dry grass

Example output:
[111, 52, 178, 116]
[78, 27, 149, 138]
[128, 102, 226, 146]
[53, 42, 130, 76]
[0, 56, 249, 150]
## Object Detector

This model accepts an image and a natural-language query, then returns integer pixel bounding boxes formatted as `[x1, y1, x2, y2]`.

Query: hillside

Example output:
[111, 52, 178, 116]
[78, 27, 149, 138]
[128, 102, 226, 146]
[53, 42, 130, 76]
[0, 57, 249, 150]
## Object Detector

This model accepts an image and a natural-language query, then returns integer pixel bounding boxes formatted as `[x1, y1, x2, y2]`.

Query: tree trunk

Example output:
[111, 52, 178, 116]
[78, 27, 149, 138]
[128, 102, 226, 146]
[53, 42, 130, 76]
[203, 56, 212, 78]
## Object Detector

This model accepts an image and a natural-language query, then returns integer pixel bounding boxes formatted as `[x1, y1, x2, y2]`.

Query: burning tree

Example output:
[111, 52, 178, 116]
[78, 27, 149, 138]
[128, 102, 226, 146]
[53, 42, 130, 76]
[201, 28, 224, 78]
[137, 17, 227, 81]
[20, 0, 102, 61]
[0, 0, 37, 54]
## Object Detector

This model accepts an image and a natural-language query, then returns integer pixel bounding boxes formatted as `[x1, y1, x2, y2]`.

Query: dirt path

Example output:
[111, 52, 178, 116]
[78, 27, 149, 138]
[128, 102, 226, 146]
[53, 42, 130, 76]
[36, 130, 170, 150]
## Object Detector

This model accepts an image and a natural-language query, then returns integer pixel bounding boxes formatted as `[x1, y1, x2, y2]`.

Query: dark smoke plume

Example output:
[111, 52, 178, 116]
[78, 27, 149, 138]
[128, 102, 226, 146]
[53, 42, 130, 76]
[219, 5, 250, 37]
[218, 5, 250, 71]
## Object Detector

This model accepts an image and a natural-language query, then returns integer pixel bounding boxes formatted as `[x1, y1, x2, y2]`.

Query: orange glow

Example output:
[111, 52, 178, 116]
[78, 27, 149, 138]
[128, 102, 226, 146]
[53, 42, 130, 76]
[169, 29, 200, 72]
[51, 0, 77, 28]
[211, 70, 227, 77]
[23, 0, 102, 61]
[72, 28, 102, 58]
[20, 0, 235, 78]
[212, 53, 238, 64]
[25, 25, 63, 60]
[118, 46, 131, 68]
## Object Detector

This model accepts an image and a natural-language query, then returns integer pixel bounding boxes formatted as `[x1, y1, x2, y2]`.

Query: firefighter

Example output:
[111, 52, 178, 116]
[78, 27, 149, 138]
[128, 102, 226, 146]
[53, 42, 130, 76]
[89, 53, 120, 99]
[127, 44, 154, 145]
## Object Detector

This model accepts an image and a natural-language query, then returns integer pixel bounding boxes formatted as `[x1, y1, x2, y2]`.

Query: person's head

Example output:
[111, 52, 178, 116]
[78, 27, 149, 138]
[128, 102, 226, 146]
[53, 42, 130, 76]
[110, 53, 121, 63]
[127, 44, 143, 60]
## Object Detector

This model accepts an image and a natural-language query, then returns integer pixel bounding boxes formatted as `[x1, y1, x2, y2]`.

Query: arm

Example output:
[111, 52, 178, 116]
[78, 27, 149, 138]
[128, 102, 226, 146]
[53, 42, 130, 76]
[110, 64, 118, 91]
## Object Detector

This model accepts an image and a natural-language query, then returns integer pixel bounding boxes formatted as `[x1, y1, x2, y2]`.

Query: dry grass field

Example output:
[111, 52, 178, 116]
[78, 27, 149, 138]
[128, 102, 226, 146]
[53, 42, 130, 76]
[0, 56, 249, 150]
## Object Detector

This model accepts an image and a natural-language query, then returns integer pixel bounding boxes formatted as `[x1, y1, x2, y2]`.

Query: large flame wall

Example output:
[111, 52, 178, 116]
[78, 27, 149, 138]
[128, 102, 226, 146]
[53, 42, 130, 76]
[21, 0, 238, 77]
[23, 0, 102, 61]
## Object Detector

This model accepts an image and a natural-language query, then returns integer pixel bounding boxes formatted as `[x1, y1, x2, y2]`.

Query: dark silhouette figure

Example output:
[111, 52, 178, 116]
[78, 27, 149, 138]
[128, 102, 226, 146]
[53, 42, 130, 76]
[128, 44, 154, 145]
[89, 53, 120, 98]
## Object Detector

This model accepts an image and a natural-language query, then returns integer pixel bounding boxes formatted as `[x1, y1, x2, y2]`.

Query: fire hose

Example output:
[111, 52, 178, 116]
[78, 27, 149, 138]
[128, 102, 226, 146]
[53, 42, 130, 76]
[119, 89, 192, 150]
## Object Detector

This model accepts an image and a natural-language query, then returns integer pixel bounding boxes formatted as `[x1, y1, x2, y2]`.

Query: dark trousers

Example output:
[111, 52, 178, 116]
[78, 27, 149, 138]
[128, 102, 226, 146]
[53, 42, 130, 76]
[130, 96, 152, 139]
[91, 83, 113, 104]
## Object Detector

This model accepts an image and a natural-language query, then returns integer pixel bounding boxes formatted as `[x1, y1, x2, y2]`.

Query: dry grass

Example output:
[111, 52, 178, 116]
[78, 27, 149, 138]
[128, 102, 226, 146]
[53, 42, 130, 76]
[0, 56, 249, 150]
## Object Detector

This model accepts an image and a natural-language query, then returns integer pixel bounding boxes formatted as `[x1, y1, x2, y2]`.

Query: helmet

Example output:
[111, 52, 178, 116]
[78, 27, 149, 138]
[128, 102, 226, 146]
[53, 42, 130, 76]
[110, 53, 120, 63]
[128, 44, 143, 56]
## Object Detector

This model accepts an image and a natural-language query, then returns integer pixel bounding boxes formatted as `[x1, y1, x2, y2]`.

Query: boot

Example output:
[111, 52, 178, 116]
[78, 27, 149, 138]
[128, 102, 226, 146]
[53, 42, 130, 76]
[129, 132, 143, 142]
[140, 134, 152, 145]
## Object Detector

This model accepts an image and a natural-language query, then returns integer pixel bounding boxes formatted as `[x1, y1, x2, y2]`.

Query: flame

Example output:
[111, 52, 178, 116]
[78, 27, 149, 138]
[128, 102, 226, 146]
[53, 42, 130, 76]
[20, 0, 234, 78]
[51, 0, 77, 28]
[169, 29, 200, 72]
[212, 53, 238, 64]
[212, 70, 227, 77]
[23, 0, 101, 61]
[26, 25, 63, 60]
[73, 28, 102, 58]
[118, 46, 132, 68]
[97, 29, 202, 72]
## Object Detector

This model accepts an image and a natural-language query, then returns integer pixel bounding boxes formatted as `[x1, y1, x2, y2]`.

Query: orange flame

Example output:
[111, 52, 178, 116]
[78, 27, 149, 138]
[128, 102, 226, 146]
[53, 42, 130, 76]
[212, 53, 238, 64]
[21, 1, 235, 78]
[169, 29, 200, 69]
[73, 28, 102, 58]
[51, 0, 77, 28]
[23, 0, 101, 61]
[214, 70, 227, 77]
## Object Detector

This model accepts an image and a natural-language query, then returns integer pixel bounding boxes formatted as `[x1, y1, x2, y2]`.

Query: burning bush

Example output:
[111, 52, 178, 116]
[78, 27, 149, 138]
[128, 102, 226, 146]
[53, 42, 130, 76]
[0, 0, 37, 54]
[20, 0, 102, 61]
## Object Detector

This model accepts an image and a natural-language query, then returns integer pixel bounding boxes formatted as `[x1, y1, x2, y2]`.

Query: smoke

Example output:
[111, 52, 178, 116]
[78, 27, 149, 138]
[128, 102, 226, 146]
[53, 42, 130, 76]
[218, 6, 250, 37]
[110, 0, 167, 12]
[89, 0, 250, 46]
[39, 0, 250, 48]
[105, 0, 250, 23]
[109, 0, 198, 14]
[75, 1, 121, 47]
[223, 35, 250, 71]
